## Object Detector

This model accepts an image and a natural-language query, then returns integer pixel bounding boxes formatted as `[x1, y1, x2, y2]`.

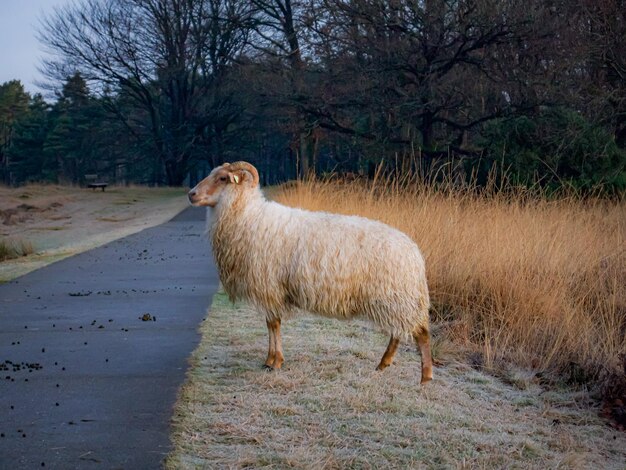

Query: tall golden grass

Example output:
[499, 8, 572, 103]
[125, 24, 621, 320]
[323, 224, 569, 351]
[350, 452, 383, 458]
[273, 175, 625, 396]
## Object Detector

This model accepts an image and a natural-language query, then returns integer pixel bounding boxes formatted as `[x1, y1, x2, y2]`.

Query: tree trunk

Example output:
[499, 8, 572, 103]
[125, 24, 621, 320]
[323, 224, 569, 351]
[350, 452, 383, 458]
[165, 159, 186, 186]
[298, 132, 310, 178]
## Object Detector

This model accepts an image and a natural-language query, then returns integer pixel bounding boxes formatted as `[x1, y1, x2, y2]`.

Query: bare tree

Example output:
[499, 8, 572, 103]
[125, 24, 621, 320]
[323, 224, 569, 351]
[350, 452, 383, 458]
[248, 0, 322, 176]
[37, 0, 624, 185]
[578, 0, 626, 147]
[279, 0, 562, 169]
[40, 0, 252, 185]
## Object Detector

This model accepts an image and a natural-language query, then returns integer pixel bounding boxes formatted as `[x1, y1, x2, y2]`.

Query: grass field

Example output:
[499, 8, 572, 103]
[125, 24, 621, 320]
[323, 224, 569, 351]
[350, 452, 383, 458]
[168, 176, 625, 468]
[0, 184, 187, 281]
[167, 293, 626, 469]
[272, 178, 626, 400]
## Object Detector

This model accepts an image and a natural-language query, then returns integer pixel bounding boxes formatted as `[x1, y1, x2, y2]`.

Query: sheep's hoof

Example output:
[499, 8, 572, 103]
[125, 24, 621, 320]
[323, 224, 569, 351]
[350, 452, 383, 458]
[262, 364, 275, 371]
[421, 366, 433, 384]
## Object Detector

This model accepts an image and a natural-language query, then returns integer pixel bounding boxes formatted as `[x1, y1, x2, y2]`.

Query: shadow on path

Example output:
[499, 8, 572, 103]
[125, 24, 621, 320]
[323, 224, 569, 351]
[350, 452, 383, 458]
[0, 206, 218, 469]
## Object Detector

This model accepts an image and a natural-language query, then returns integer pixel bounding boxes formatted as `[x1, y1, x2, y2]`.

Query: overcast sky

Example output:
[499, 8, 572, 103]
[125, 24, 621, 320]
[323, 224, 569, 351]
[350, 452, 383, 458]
[0, 0, 70, 93]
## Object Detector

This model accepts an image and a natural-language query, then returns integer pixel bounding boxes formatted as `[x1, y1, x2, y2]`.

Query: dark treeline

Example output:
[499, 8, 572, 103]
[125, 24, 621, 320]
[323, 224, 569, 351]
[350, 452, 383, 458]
[0, 0, 624, 191]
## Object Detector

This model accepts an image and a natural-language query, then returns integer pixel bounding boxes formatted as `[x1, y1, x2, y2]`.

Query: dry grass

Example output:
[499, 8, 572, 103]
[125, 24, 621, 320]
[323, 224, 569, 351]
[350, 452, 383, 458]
[167, 293, 626, 469]
[271, 177, 626, 398]
[0, 238, 34, 261]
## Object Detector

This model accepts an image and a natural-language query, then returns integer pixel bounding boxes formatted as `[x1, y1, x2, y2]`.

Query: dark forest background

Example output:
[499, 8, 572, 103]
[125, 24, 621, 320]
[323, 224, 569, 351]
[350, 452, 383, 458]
[0, 0, 624, 192]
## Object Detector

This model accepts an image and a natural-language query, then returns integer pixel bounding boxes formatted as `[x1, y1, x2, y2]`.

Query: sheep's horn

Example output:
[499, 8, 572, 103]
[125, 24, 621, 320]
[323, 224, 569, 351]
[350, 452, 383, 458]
[229, 161, 259, 186]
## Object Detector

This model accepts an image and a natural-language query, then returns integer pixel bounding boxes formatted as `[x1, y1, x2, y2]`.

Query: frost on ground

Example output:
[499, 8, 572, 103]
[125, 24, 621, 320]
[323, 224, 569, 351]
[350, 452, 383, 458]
[168, 292, 626, 469]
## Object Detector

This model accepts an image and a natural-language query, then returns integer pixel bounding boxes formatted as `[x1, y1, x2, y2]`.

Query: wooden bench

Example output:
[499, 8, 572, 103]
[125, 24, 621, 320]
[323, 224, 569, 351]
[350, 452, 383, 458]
[87, 182, 108, 191]
[84, 174, 108, 191]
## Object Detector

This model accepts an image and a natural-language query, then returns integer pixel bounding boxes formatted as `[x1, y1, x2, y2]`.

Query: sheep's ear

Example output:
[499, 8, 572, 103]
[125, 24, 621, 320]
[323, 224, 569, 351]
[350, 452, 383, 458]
[228, 173, 240, 184]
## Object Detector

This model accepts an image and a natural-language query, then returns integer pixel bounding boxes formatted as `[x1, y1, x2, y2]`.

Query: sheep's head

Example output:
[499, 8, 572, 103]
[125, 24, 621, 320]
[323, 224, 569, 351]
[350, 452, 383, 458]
[188, 161, 259, 207]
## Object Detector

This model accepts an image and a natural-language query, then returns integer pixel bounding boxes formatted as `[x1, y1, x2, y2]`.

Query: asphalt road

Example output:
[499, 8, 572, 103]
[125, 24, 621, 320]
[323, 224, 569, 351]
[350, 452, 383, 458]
[0, 207, 219, 469]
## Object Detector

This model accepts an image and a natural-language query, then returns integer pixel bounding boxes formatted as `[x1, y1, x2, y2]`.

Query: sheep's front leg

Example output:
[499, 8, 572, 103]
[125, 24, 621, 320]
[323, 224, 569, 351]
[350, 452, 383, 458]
[376, 336, 400, 371]
[264, 319, 276, 369]
[273, 319, 284, 369]
[264, 318, 284, 370]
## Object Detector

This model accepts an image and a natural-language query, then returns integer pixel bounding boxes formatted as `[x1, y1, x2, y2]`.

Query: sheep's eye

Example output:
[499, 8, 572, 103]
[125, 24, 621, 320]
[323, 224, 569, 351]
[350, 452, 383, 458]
[219, 176, 227, 182]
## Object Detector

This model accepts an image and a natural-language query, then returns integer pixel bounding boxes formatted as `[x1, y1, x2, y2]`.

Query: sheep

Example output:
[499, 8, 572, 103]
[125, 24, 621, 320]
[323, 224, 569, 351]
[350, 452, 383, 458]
[188, 161, 433, 383]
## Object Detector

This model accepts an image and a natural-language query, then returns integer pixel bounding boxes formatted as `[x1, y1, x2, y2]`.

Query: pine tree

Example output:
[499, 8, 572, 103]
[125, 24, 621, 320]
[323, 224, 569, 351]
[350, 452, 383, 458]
[8, 94, 53, 183]
[0, 80, 30, 184]
[44, 73, 102, 184]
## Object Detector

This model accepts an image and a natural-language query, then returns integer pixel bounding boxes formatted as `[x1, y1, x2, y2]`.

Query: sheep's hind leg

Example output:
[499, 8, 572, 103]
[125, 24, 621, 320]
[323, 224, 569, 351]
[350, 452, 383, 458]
[413, 326, 433, 384]
[263, 318, 284, 370]
[376, 336, 400, 371]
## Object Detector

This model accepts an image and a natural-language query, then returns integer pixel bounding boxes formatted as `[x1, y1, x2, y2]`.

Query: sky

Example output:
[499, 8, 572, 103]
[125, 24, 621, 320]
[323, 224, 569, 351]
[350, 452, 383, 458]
[0, 0, 70, 94]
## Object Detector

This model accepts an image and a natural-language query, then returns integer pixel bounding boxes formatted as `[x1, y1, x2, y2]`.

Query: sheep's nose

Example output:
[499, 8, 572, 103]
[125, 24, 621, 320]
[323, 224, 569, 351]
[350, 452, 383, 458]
[188, 190, 197, 202]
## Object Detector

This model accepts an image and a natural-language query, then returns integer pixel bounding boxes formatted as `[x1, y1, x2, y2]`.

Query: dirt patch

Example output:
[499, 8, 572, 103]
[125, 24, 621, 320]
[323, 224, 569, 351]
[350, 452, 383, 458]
[0, 184, 188, 281]
[167, 293, 626, 469]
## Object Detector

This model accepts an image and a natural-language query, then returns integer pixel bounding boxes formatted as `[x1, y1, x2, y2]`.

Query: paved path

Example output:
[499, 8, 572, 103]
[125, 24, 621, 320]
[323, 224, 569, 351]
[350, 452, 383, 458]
[0, 207, 219, 469]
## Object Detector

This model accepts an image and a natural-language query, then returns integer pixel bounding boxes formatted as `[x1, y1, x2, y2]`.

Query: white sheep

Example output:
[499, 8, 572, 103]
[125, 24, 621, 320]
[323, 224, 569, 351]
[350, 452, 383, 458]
[188, 161, 433, 383]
